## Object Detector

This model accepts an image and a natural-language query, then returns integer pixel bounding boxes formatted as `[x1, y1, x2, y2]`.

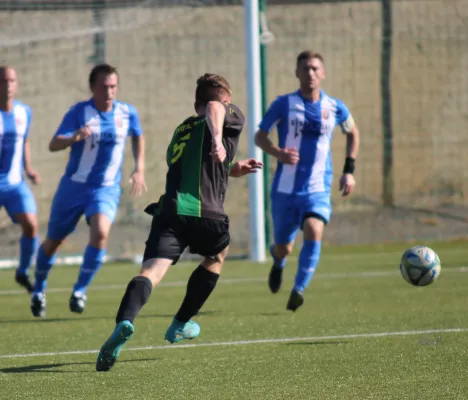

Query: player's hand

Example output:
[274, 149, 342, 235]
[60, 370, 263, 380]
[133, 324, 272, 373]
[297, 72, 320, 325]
[26, 169, 40, 185]
[129, 169, 147, 196]
[278, 148, 299, 165]
[210, 140, 226, 163]
[72, 126, 92, 143]
[339, 173, 355, 197]
[230, 158, 263, 177]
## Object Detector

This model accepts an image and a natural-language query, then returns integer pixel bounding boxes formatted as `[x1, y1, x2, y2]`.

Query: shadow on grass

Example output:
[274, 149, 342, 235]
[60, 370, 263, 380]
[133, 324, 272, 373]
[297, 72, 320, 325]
[285, 341, 348, 346]
[257, 312, 283, 317]
[0, 310, 217, 324]
[0, 358, 159, 374]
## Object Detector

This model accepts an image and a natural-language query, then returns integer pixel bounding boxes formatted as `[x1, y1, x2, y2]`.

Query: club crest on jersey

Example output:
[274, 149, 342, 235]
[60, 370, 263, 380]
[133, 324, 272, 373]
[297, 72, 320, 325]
[322, 109, 330, 120]
[115, 116, 123, 128]
[15, 117, 25, 128]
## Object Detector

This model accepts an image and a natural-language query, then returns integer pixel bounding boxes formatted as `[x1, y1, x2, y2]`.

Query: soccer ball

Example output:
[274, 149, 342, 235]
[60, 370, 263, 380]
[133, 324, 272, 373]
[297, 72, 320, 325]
[400, 246, 441, 286]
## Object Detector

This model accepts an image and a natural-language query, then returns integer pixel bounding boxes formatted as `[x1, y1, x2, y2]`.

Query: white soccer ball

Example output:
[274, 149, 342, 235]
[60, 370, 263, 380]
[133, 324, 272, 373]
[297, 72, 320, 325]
[400, 246, 441, 287]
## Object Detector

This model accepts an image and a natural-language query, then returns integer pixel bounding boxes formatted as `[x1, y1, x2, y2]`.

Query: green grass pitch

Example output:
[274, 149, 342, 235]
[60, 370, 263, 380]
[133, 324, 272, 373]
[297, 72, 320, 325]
[0, 241, 468, 399]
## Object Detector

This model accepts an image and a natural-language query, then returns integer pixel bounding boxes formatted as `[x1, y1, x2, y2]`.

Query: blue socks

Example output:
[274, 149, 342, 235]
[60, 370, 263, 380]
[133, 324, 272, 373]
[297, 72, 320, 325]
[16, 235, 38, 276]
[33, 244, 106, 295]
[294, 240, 321, 293]
[73, 245, 106, 295]
[33, 245, 56, 294]
[270, 244, 287, 269]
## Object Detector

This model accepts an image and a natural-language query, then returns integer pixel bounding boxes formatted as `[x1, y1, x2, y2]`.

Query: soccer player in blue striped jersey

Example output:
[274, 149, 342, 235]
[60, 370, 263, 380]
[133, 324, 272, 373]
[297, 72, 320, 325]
[0, 66, 40, 293]
[255, 51, 360, 311]
[30, 64, 146, 317]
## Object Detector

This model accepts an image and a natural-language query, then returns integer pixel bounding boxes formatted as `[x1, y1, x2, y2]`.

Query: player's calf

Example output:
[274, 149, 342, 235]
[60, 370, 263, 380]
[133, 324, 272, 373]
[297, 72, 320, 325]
[96, 261, 168, 371]
[71, 245, 106, 311]
[15, 213, 39, 290]
[287, 240, 322, 311]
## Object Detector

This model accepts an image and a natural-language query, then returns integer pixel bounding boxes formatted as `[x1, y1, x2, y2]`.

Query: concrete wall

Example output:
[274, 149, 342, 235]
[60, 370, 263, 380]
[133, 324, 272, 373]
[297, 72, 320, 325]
[0, 1, 467, 254]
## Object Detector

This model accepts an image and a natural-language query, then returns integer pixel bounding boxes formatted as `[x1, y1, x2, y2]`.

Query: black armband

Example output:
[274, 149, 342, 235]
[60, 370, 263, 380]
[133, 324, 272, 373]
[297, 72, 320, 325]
[343, 157, 355, 174]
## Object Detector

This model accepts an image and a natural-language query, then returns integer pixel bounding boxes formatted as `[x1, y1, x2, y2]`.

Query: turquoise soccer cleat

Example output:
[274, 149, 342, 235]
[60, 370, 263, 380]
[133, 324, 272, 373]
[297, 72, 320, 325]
[96, 320, 135, 372]
[164, 318, 200, 344]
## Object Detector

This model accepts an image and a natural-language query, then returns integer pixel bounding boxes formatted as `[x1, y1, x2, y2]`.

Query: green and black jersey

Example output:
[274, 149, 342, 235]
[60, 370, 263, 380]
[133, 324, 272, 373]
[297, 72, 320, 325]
[160, 102, 245, 220]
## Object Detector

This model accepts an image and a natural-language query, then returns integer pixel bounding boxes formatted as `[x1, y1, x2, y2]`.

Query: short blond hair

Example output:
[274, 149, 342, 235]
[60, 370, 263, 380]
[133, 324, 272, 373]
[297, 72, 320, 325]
[296, 50, 324, 67]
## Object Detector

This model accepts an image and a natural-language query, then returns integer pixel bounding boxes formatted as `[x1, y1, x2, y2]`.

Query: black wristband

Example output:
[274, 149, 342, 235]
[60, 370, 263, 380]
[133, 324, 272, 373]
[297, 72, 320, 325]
[343, 157, 355, 174]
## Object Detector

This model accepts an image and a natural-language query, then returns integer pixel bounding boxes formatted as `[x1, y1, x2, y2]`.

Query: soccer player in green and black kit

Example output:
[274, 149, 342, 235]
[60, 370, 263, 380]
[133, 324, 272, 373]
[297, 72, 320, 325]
[96, 73, 262, 372]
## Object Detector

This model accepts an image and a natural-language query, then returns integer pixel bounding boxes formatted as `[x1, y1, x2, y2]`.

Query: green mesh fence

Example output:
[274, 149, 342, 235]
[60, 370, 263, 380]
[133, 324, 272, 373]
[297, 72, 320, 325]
[0, 0, 467, 261]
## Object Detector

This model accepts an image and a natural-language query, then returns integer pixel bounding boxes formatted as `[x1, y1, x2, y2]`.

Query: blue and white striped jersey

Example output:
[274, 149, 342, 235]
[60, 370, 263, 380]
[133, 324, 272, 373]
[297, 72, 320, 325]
[0, 100, 32, 190]
[259, 90, 353, 195]
[55, 98, 142, 187]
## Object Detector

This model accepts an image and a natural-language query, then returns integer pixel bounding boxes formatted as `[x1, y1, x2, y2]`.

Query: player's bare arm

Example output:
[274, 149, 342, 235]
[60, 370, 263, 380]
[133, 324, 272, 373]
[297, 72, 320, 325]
[49, 126, 91, 152]
[339, 118, 360, 197]
[23, 138, 40, 185]
[206, 101, 226, 163]
[229, 158, 263, 178]
[129, 135, 147, 196]
[255, 129, 299, 165]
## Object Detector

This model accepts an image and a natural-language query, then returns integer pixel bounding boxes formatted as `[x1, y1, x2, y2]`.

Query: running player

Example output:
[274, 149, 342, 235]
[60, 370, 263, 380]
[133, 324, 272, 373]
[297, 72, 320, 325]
[0, 66, 40, 293]
[255, 50, 360, 311]
[30, 64, 146, 317]
[95, 73, 262, 372]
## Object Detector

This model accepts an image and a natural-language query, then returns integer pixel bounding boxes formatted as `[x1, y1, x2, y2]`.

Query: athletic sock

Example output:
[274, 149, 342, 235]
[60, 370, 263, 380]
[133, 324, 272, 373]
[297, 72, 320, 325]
[116, 276, 153, 324]
[73, 245, 106, 295]
[294, 240, 321, 293]
[33, 245, 56, 294]
[175, 265, 220, 323]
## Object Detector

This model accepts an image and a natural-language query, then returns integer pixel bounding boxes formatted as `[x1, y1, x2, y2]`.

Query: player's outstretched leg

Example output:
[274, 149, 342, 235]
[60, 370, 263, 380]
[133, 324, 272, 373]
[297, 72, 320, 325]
[96, 276, 152, 371]
[96, 257, 172, 372]
[287, 240, 321, 312]
[70, 245, 106, 313]
[165, 263, 220, 343]
[31, 242, 58, 317]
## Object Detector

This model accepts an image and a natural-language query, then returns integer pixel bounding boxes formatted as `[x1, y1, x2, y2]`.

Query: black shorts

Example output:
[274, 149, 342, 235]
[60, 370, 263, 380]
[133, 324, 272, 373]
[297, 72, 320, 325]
[143, 213, 230, 264]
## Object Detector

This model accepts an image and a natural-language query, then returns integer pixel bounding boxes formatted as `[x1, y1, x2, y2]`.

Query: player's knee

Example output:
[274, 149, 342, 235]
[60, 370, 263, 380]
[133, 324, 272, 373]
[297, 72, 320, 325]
[201, 259, 224, 274]
[275, 243, 293, 259]
[15, 213, 38, 238]
[90, 228, 109, 248]
[303, 217, 325, 242]
[89, 213, 112, 247]
[42, 238, 62, 256]
[201, 247, 228, 273]
[140, 258, 172, 287]
[21, 217, 38, 238]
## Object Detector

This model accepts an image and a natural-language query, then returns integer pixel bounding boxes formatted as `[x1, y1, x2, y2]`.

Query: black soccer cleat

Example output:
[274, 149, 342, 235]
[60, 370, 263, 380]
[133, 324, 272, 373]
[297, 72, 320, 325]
[15, 272, 33, 293]
[69, 293, 87, 314]
[286, 290, 304, 312]
[30, 293, 46, 317]
[268, 266, 283, 293]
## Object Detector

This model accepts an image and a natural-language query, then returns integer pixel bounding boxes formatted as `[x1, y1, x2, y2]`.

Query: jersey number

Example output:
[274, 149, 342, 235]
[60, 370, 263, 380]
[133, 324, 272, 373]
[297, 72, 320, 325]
[170, 132, 191, 164]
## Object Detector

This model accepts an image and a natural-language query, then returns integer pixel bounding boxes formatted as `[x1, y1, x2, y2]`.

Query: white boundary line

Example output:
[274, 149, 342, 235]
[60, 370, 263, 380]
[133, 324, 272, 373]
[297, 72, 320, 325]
[1, 267, 467, 296]
[0, 328, 466, 360]
[1, 246, 466, 271]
